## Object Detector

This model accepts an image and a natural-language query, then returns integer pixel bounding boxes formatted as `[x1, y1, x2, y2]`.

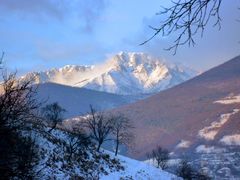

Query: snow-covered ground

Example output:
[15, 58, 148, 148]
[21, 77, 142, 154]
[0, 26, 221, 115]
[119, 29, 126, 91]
[220, 134, 240, 146]
[31, 127, 180, 179]
[198, 109, 239, 140]
[101, 151, 180, 180]
[214, 94, 240, 104]
[175, 140, 191, 149]
[195, 145, 226, 154]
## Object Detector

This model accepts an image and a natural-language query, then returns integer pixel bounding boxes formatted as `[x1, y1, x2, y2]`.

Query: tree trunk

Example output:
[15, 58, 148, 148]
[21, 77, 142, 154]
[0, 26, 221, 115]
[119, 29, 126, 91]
[115, 131, 119, 156]
[97, 141, 102, 152]
[115, 140, 119, 156]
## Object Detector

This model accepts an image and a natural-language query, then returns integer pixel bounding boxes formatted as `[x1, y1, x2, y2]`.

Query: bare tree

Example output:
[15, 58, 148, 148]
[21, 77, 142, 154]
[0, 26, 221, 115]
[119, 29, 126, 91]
[63, 127, 91, 162]
[0, 71, 40, 131]
[147, 146, 169, 170]
[176, 159, 194, 180]
[176, 159, 210, 180]
[111, 114, 134, 156]
[41, 102, 66, 132]
[84, 105, 114, 152]
[141, 0, 223, 54]
[0, 71, 41, 178]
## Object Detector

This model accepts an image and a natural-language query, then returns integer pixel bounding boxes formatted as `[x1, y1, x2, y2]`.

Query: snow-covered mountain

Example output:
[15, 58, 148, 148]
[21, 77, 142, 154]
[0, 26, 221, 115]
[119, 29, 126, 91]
[23, 52, 196, 95]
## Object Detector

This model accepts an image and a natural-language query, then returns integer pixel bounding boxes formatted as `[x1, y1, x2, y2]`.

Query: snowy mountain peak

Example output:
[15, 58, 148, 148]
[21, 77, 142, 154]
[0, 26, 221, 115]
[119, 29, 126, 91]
[111, 52, 161, 66]
[22, 52, 197, 95]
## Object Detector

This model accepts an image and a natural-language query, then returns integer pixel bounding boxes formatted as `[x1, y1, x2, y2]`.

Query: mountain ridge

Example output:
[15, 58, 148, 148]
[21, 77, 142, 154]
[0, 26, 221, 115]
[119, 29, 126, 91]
[22, 52, 196, 95]
[35, 82, 146, 118]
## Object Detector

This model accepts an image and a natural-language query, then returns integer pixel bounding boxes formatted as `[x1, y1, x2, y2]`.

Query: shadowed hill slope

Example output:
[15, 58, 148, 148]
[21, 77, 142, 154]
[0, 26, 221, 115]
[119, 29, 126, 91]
[36, 83, 144, 118]
[112, 55, 240, 159]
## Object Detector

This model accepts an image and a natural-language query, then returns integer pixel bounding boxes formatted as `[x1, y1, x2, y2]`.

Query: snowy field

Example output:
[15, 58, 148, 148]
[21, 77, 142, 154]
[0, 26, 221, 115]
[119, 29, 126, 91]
[214, 94, 240, 104]
[101, 150, 181, 180]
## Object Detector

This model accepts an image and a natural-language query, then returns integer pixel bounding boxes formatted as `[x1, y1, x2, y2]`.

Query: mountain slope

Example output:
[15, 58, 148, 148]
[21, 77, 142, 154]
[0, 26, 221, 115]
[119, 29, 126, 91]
[24, 52, 196, 95]
[36, 83, 142, 118]
[101, 150, 180, 180]
[108, 55, 240, 159]
[32, 126, 180, 179]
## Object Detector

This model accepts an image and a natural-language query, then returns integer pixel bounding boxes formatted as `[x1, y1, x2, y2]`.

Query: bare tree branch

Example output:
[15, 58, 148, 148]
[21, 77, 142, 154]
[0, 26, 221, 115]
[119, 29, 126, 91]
[0, 51, 4, 68]
[41, 102, 66, 132]
[111, 114, 134, 156]
[146, 146, 169, 170]
[141, 0, 222, 54]
[83, 105, 114, 152]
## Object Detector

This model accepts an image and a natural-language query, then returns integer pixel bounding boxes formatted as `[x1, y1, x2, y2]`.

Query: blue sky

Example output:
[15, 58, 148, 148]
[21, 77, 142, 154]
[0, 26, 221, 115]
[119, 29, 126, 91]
[0, 0, 239, 74]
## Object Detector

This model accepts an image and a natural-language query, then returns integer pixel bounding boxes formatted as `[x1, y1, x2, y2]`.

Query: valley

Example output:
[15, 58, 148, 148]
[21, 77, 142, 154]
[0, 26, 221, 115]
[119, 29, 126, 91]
[23, 53, 240, 179]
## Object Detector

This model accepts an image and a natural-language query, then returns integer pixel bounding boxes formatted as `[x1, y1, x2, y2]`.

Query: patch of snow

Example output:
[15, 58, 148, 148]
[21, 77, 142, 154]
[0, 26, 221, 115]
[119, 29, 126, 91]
[198, 109, 239, 140]
[176, 140, 191, 149]
[220, 134, 240, 146]
[217, 167, 231, 177]
[102, 151, 181, 180]
[167, 159, 182, 167]
[195, 145, 226, 154]
[214, 94, 240, 104]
